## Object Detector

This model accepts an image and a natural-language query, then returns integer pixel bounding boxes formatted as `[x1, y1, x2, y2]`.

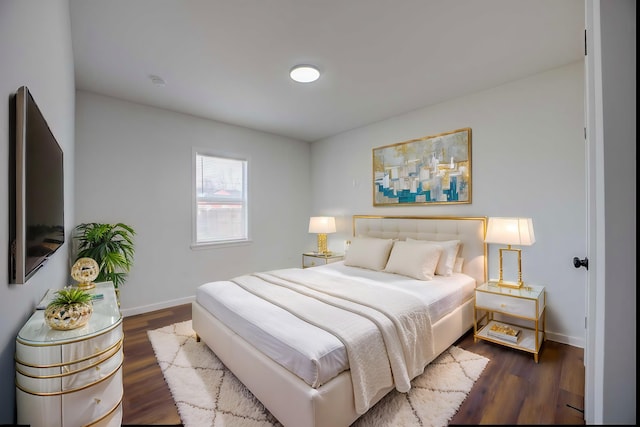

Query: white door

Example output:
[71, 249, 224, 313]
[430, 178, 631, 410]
[583, 1, 604, 423]
[584, 1, 636, 423]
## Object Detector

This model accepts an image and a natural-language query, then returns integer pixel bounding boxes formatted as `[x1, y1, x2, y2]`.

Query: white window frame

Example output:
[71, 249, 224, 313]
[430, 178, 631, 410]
[191, 148, 250, 248]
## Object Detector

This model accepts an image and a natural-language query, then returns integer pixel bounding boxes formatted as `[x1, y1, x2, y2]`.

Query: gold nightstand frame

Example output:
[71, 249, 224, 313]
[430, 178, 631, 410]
[496, 245, 524, 288]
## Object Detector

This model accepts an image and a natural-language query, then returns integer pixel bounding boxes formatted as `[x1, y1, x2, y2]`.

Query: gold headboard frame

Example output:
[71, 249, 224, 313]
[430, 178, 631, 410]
[352, 215, 488, 285]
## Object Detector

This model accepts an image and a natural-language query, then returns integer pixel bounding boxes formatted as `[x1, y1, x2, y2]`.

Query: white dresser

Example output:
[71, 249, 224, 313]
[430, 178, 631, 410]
[15, 282, 123, 427]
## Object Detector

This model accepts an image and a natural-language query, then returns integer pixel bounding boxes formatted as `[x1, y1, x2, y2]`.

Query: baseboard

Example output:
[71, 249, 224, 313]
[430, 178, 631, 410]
[121, 295, 195, 317]
[546, 330, 585, 348]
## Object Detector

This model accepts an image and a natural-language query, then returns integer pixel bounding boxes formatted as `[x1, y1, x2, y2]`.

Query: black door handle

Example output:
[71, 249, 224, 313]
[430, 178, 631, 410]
[573, 257, 588, 270]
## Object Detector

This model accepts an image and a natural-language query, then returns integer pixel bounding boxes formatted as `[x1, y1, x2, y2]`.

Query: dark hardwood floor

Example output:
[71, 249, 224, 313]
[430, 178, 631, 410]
[122, 304, 585, 425]
[122, 303, 191, 426]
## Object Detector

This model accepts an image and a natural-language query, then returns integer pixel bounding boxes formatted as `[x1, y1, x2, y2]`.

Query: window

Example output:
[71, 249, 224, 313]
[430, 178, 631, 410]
[193, 151, 248, 245]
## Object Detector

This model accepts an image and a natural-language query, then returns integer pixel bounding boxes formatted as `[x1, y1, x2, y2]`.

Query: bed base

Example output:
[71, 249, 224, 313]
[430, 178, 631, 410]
[192, 297, 474, 427]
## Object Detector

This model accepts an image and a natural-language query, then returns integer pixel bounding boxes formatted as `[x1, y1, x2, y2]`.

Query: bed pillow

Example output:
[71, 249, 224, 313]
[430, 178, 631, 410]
[406, 238, 460, 276]
[344, 237, 394, 271]
[453, 257, 464, 274]
[383, 240, 443, 280]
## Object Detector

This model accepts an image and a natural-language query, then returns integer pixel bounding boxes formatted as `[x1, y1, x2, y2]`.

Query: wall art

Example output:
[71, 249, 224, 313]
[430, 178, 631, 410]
[373, 127, 471, 206]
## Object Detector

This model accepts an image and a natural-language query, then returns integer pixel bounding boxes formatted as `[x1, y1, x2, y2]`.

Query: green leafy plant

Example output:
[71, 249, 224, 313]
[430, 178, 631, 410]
[74, 222, 135, 289]
[48, 287, 93, 308]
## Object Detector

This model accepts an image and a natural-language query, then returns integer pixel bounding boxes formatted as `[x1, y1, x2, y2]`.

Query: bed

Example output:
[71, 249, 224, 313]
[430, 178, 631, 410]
[192, 215, 487, 427]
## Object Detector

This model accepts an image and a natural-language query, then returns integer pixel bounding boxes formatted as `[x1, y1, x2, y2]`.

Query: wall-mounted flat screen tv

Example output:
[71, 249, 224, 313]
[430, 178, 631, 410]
[9, 86, 65, 284]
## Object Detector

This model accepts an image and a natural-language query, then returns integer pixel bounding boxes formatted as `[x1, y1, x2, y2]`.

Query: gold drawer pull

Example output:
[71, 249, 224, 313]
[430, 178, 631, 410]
[500, 304, 506, 308]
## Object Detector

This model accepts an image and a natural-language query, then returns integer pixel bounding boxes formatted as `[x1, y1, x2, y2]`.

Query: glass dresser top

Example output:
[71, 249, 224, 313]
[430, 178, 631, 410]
[17, 282, 122, 345]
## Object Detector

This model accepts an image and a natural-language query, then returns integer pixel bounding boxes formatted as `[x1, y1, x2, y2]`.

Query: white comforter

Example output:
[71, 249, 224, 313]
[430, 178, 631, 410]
[196, 263, 476, 414]
[231, 267, 434, 414]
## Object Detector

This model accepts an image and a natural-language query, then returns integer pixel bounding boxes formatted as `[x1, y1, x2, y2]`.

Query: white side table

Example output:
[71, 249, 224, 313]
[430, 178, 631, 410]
[302, 252, 344, 268]
[474, 282, 546, 362]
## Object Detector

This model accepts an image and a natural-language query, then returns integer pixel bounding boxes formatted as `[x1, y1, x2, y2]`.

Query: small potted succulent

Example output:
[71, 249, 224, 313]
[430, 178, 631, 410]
[44, 287, 94, 330]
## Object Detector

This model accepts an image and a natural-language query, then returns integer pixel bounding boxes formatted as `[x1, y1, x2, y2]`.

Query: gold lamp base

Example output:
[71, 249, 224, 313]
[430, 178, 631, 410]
[316, 233, 332, 256]
[497, 246, 524, 288]
[495, 280, 524, 289]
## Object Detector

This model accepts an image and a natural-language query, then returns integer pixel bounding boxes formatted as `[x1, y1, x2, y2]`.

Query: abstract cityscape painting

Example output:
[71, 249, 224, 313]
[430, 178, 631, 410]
[373, 128, 471, 206]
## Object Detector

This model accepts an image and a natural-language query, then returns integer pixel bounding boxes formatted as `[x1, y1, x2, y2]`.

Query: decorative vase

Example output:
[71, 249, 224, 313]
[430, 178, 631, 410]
[44, 302, 93, 330]
[71, 257, 100, 290]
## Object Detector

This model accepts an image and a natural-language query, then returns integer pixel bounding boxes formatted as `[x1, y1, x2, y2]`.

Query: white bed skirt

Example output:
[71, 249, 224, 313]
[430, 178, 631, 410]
[192, 297, 474, 427]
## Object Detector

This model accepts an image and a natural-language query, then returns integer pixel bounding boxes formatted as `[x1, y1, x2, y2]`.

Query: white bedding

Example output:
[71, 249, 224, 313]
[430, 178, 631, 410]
[195, 262, 475, 393]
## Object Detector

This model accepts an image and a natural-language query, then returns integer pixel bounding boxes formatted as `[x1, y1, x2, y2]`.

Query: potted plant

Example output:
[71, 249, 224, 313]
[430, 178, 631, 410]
[74, 223, 135, 290]
[44, 287, 94, 330]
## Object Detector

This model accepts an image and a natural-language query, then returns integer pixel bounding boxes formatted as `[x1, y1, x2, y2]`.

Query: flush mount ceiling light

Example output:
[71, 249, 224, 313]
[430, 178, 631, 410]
[289, 65, 320, 83]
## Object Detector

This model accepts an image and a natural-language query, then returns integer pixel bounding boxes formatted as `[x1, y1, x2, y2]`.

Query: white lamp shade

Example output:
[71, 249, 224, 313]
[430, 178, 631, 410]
[485, 217, 536, 246]
[308, 216, 336, 234]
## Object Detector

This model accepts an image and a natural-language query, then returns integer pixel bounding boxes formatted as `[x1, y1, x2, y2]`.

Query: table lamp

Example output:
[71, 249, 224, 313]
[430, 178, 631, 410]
[308, 216, 336, 255]
[484, 217, 535, 288]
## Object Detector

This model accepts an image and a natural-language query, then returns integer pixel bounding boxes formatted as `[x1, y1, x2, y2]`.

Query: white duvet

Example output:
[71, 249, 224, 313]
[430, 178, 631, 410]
[195, 262, 475, 413]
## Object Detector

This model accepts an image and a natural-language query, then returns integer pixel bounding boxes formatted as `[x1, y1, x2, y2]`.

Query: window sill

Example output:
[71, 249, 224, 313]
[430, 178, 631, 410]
[190, 239, 252, 250]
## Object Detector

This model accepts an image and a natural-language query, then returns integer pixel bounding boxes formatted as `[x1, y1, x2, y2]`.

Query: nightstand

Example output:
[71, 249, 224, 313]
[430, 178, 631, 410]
[302, 252, 344, 268]
[474, 282, 546, 362]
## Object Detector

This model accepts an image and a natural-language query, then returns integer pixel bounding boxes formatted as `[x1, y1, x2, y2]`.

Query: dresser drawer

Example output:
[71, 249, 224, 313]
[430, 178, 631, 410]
[476, 291, 541, 319]
[92, 401, 123, 427]
[15, 322, 123, 367]
[303, 255, 324, 268]
[302, 253, 344, 268]
[62, 366, 123, 427]
[62, 346, 123, 391]
[62, 323, 123, 362]
[15, 339, 123, 394]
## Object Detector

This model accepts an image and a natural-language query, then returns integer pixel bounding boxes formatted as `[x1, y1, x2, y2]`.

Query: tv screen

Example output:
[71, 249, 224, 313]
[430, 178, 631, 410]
[9, 86, 65, 284]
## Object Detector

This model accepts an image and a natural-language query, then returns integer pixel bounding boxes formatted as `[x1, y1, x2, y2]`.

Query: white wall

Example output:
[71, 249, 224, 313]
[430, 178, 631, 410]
[310, 62, 586, 346]
[0, 0, 75, 423]
[74, 92, 311, 314]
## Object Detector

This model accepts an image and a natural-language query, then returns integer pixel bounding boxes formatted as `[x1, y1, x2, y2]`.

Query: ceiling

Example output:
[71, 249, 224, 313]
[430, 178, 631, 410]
[69, 0, 584, 142]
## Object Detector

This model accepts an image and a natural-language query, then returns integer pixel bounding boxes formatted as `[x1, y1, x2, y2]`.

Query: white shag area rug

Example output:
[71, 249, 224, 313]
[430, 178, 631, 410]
[148, 320, 489, 427]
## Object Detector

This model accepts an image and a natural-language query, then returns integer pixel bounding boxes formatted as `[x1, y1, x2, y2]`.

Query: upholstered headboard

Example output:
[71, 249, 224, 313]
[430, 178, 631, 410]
[352, 215, 487, 285]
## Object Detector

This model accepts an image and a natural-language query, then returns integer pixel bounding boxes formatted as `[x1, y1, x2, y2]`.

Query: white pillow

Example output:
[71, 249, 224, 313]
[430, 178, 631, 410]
[453, 257, 464, 274]
[383, 241, 442, 280]
[344, 237, 394, 271]
[406, 238, 460, 276]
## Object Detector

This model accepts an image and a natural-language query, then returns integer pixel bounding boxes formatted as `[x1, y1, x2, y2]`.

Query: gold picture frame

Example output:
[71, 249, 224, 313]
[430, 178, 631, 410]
[373, 127, 471, 206]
